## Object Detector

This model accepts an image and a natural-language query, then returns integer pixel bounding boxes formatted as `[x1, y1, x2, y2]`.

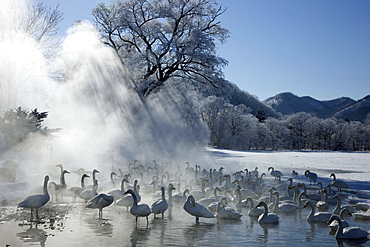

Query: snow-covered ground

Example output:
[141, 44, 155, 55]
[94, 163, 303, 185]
[207, 148, 370, 182]
[1, 148, 370, 204]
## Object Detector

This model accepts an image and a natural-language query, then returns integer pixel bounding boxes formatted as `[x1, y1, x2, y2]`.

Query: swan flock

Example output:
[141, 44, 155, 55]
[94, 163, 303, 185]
[14, 161, 370, 244]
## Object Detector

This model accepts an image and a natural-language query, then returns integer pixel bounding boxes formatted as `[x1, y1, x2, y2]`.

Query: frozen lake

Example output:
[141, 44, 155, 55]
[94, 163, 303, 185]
[1, 148, 370, 246]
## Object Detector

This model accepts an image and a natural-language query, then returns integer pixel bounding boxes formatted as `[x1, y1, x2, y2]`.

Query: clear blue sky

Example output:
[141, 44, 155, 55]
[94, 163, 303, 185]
[34, 0, 370, 101]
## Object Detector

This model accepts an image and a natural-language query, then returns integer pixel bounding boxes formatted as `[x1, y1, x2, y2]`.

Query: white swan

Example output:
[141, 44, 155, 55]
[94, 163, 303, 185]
[299, 182, 321, 201]
[329, 208, 351, 231]
[332, 194, 355, 215]
[304, 170, 318, 185]
[79, 179, 98, 203]
[151, 186, 168, 218]
[208, 197, 228, 213]
[18, 175, 50, 221]
[183, 195, 214, 223]
[303, 200, 332, 222]
[268, 167, 283, 182]
[64, 174, 90, 202]
[51, 166, 70, 201]
[172, 189, 189, 204]
[234, 186, 249, 208]
[330, 173, 349, 194]
[86, 193, 114, 219]
[215, 201, 242, 220]
[99, 172, 117, 192]
[198, 187, 222, 207]
[115, 191, 134, 209]
[255, 201, 279, 224]
[190, 178, 208, 200]
[85, 169, 100, 189]
[108, 178, 129, 201]
[167, 183, 175, 207]
[328, 215, 370, 239]
[124, 189, 151, 224]
[271, 191, 298, 213]
[245, 197, 263, 217]
[316, 189, 329, 211]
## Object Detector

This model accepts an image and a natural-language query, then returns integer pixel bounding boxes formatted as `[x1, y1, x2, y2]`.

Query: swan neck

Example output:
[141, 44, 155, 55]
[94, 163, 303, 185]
[262, 203, 268, 217]
[61, 172, 66, 186]
[110, 173, 116, 186]
[81, 176, 86, 188]
[121, 179, 125, 192]
[134, 180, 138, 192]
[236, 188, 242, 203]
[307, 202, 315, 220]
[43, 177, 49, 196]
[131, 191, 138, 205]
[161, 187, 166, 200]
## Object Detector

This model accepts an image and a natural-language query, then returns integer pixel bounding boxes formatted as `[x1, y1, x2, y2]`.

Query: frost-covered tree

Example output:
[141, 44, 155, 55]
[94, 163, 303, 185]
[93, 0, 229, 97]
[0, 1, 63, 49]
[283, 112, 314, 150]
[0, 107, 59, 151]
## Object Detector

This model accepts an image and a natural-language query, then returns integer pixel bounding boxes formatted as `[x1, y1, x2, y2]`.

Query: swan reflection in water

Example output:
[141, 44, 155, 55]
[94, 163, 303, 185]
[336, 238, 369, 247]
[183, 222, 215, 246]
[84, 218, 113, 236]
[130, 227, 151, 246]
[256, 222, 279, 245]
[17, 224, 47, 247]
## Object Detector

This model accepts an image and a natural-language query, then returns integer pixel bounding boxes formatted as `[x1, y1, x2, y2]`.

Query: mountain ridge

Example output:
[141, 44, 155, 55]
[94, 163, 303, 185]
[263, 92, 369, 122]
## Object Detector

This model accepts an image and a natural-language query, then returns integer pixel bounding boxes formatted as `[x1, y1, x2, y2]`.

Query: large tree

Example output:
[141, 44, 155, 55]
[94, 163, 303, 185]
[93, 0, 229, 97]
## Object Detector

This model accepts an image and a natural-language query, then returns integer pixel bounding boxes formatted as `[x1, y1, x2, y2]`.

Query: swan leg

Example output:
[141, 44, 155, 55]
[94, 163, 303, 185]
[30, 209, 34, 222]
[36, 209, 39, 220]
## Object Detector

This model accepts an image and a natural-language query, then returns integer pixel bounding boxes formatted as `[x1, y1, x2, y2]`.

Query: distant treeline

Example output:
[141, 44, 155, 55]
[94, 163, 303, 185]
[199, 96, 370, 151]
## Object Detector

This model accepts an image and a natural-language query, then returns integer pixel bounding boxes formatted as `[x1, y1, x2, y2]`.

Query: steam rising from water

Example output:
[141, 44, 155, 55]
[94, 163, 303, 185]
[0, 0, 53, 113]
[0, 0, 209, 193]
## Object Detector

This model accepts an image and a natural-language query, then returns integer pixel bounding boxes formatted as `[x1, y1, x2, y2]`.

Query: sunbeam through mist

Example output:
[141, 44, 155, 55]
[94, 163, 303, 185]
[0, 0, 210, 203]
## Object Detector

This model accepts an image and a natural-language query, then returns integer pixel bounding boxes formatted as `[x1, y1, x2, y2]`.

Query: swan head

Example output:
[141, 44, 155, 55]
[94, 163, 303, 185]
[255, 201, 267, 208]
[82, 174, 90, 179]
[63, 170, 70, 175]
[327, 215, 341, 225]
[186, 195, 196, 206]
[123, 189, 135, 196]
[268, 167, 274, 171]
[303, 201, 313, 209]
[168, 183, 176, 190]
